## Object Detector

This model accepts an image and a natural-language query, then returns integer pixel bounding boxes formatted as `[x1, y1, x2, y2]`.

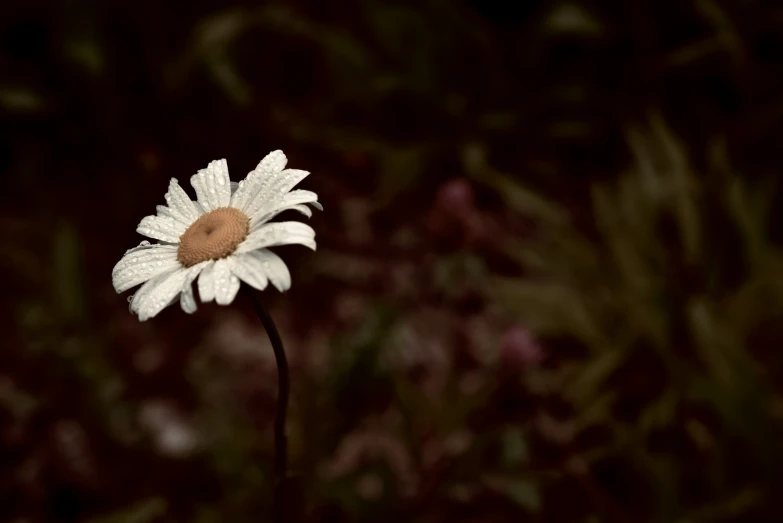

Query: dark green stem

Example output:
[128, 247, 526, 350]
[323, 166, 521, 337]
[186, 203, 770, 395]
[243, 287, 289, 522]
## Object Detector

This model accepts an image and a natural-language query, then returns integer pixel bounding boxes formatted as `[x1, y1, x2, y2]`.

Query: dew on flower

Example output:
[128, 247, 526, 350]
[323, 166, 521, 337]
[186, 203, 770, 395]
[112, 151, 319, 320]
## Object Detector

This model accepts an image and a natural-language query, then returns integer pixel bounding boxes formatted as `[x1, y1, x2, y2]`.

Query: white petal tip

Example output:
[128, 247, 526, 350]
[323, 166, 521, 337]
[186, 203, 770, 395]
[258, 150, 288, 173]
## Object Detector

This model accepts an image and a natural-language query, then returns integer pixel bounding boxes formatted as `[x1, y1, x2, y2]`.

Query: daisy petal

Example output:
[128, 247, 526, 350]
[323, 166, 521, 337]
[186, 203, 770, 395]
[133, 268, 193, 321]
[112, 245, 179, 293]
[246, 169, 310, 220]
[213, 258, 240, 305]
[230, 150, 288, 212]
[164, 178, 200, 223]
[130, 270, 172, 315]
[250, 189, 320, 229]
[284, 189, 320, 207]
[260, 149, 288, 173]
[250, 249, 291, 292]
[191, 159, 231, 212]
[285, 204, 313, 218]
[197, 261, 216, 303]
[228, 253, 269, 291]
[207, 159, 232, 208]
[235, 221, 316, 254]
[272, 169, 310, 197]
[137, 215, 187, 243]
[155, 205, 182, 223]
[180, 261, 210, 313]
[181, 280, 197, 314]
[190, 171, 212, 211]
[250, 205, 312, 233]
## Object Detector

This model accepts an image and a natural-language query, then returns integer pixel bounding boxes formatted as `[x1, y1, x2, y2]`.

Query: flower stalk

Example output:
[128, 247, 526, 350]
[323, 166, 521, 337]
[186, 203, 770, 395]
[243, 287, 289, 521]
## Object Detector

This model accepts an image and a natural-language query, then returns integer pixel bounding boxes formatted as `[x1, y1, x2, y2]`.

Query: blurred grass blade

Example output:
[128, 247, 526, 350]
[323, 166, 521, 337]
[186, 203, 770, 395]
[53, 221, 86, 322]
[85, 498, 167, 523]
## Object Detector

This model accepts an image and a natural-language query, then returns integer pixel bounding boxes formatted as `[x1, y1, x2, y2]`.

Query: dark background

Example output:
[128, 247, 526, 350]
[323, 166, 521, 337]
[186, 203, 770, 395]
[4, 0, 783, 521]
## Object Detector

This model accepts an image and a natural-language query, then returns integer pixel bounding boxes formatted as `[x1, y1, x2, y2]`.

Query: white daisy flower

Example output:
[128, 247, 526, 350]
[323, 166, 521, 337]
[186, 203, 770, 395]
[112, 150, 321, 321]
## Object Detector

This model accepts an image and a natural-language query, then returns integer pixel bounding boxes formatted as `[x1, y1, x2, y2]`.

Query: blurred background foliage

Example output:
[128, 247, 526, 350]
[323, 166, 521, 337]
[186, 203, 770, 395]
[3, 0, 783, 521]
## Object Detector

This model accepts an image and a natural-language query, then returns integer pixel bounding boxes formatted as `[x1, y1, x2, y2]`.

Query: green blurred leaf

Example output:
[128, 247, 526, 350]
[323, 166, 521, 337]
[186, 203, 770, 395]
[434, 253, 486, 294]
[575, 390, 616, 429]
[722, 174, 776, 268]
[591, 184, 656, 296]
[687, 300, 752, 389]
[504, 479, 541, 512]
[0, 379, 38, 418]
[494, 277, 604, 351]
[365, 3, 440, 91]
[0, 87, 45, 112]
[638, 389, 679, 434]
[678, 487, 763, 523]
[564, 349, 625, 407]
[501, 427, 529, 466]
[85, 498, 167, 523]
[650, 113, 702, 264]
[52, 221, 86, 322]
[543, 3, 604, 35]
[463, 144, 567, 227]
[377, 147, 424, 205]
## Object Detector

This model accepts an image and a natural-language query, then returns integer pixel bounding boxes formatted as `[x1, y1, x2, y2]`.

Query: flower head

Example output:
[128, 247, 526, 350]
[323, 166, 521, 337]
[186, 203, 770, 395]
[112, 150, 321, 320]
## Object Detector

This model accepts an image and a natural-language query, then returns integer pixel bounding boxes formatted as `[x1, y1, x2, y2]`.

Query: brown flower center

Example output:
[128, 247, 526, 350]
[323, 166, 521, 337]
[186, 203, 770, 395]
[177, 207, 250, 267]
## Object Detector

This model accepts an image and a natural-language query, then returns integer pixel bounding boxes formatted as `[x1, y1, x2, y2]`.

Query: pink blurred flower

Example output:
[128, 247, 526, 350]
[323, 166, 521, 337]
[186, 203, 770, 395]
[429, 178, 485, 244]
[501, 326, 544, 367]
[436, 178, 475, 214]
